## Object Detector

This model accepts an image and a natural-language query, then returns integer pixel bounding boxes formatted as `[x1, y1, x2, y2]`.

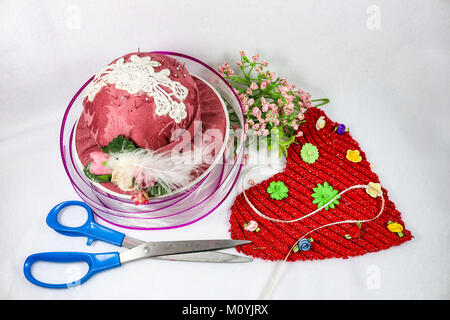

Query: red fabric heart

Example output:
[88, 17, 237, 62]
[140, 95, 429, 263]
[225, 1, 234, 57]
[229, 107, 412, 261]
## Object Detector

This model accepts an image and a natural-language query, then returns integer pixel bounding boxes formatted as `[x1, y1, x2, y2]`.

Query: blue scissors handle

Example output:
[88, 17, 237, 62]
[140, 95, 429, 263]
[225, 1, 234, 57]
[46, 201, 125, 246]
[23, 251, 121, 289]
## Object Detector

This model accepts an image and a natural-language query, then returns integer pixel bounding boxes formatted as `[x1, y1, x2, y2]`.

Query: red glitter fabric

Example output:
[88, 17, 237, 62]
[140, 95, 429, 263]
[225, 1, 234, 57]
[229, 108, 412, 261]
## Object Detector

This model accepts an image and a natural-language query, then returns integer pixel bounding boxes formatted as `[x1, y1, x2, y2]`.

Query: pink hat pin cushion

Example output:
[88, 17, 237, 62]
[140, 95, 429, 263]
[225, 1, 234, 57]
[74, 52, 229, 203]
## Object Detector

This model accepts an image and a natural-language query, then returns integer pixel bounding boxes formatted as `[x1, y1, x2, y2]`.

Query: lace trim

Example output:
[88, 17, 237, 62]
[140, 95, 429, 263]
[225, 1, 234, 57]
[84, 55, 189, 123]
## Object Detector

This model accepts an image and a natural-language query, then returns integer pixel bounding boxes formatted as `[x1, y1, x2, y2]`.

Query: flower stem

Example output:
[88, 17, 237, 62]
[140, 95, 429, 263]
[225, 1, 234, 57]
[311, 98, 330, 107]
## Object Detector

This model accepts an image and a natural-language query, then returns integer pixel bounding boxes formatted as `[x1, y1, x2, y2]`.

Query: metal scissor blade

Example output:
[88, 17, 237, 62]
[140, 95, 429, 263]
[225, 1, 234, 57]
[119, 239, 251, 264]
[122, 236, 251, 263]
[152, 251, 253, 263]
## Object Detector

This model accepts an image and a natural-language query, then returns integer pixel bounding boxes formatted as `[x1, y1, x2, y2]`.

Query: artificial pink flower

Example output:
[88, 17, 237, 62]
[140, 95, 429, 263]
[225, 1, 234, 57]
[240, 50, 246, 57]
[283, 104, 294, 116]
[250, 82, 258, 90]
[261, 60, 268, 66]
[268, 71, 276, 80]
[260, 97, 267, 105]
[252, 54, 260, 62]
[260, 80, 268, 90]
[259, 122, 266, 130]
[218, 62, 234, 76]
[89, 151, 111, 175]
[251, 106, 260, 117]
[285, 94, 294, 103]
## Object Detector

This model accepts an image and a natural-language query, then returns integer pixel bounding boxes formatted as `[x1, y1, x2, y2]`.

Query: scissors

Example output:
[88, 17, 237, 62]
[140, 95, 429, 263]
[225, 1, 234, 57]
[23, 201, 252, 289]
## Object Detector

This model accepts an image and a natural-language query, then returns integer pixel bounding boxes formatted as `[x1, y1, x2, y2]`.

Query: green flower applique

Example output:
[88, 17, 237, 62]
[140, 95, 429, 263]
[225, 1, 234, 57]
[311, 182, 341, 210]
[267, 181, 289, 200]
[300, 143, 319, 164]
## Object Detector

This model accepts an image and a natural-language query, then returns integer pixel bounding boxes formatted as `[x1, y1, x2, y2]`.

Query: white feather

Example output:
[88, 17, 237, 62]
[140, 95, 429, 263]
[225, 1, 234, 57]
[106, 147, 206, 192]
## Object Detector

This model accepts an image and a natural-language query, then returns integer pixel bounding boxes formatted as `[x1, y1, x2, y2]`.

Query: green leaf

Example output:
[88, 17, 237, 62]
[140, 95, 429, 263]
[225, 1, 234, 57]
[83, 162, 111, 183]
[146, 182, 169, 197]
[311, 98, 330, 107]
[101, 135, 137, 154]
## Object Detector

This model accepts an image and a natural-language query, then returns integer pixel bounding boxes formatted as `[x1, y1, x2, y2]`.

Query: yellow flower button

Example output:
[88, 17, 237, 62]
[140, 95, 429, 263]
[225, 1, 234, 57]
[366, 182, 382, 198]
[346, 150, 362, 163]
[387, 221, 404, 237]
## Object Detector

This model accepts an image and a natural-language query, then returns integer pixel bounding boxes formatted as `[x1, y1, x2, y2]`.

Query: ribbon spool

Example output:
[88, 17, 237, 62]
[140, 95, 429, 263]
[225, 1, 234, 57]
[60, 52, 245, 230]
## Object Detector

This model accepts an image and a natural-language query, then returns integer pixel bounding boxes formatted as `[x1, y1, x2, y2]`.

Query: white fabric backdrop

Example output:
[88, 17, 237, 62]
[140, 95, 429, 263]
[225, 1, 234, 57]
[0, 0, 449, 299]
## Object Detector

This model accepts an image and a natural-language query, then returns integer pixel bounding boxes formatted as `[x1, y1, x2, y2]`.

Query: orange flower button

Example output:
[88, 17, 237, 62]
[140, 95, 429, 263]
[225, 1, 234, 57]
[346, 150, 362, 163]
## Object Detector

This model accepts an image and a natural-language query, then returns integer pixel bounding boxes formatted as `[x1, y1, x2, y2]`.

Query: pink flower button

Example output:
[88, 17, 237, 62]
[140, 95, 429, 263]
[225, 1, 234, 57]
[244, 220, 260, 232]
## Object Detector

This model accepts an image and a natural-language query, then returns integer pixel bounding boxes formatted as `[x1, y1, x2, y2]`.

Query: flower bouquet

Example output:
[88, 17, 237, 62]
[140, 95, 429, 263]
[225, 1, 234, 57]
[219, 51, 329, 157]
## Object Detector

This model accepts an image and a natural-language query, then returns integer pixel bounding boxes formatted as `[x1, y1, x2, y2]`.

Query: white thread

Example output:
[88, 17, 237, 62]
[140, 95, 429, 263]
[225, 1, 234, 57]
[240, 165, 385, 299]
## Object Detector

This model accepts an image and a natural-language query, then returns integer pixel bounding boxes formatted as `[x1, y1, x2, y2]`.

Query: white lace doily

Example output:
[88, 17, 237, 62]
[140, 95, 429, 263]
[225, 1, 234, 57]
[84, 54, 189, 123]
